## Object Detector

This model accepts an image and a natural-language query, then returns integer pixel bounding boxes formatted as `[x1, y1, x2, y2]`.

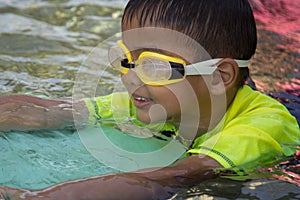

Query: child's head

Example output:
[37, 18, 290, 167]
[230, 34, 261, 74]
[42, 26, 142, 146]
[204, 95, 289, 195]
[122, 0, 257, 87]
[117, 0, 257, 134]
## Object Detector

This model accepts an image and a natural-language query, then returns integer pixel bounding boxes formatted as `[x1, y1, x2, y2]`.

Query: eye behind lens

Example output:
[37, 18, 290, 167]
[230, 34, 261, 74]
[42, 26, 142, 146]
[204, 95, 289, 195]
[137, 57, 172, 82]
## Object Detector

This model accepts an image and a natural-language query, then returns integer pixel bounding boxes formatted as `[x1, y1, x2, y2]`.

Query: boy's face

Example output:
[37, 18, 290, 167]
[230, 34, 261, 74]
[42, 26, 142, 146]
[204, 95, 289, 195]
[122, 68, 212, 126]
[119, 27, 217, 130]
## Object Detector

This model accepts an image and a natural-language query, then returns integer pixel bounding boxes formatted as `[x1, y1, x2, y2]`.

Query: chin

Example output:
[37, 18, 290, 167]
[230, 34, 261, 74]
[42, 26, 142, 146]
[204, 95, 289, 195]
[136, 110, 170, 125]
[136, 111, 152, 124]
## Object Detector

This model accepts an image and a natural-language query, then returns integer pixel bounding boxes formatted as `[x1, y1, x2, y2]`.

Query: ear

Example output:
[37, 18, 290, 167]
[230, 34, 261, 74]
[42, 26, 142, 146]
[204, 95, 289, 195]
[210, 58, 239, 95]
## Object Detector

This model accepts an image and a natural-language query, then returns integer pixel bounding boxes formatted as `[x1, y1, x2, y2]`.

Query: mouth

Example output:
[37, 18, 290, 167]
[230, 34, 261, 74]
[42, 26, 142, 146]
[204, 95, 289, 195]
[132, 94, 153, 108]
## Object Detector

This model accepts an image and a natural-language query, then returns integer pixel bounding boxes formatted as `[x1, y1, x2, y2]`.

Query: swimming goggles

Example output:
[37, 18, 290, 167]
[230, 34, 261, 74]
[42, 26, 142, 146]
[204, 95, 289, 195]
[109, 40, 249, 86]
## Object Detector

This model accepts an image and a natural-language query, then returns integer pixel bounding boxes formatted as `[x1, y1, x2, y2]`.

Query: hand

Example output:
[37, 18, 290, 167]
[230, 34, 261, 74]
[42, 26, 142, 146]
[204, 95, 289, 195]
[0, 94, 87, 132]
[0, 185, 30, 200]
[0, 94, 55, 131]
[0, 96, 41, 131]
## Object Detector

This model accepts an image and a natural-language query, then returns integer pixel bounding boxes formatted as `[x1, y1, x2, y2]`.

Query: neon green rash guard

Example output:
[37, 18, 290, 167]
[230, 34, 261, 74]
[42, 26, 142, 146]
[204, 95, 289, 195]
[84, 85, 300, 168]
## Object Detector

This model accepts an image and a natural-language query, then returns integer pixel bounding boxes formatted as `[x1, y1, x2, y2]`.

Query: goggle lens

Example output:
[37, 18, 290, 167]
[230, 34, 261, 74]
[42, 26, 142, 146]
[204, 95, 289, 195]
[136, 57, 173, 83]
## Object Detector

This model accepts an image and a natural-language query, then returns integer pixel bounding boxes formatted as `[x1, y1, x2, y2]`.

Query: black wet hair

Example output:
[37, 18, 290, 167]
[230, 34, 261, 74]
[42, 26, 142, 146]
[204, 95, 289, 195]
[122, 0, 257, 88]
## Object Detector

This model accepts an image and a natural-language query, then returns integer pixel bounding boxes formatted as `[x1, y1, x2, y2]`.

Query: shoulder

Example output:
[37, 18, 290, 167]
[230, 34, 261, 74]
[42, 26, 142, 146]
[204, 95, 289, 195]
[224, 85, 299, 140]
[225, 85, 296, 124]
[189, 86, 300, 167]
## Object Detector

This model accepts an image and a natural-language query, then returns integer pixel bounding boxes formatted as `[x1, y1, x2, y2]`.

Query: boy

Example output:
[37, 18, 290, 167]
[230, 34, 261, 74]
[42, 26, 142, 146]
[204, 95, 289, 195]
[0, 0, 299, 199]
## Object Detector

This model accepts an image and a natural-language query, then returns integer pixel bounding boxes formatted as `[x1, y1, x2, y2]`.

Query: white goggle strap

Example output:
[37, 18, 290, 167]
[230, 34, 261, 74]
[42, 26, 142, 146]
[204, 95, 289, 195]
[234, 59, 249, 67]
[185, 59, 249, 75]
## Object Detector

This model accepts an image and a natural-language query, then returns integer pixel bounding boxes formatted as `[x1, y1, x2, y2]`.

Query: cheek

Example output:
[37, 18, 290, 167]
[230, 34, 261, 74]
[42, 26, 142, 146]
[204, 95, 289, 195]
[185, 76, 212, 112]
[148, 87, 181, 117]
[186, 76, 209, 97]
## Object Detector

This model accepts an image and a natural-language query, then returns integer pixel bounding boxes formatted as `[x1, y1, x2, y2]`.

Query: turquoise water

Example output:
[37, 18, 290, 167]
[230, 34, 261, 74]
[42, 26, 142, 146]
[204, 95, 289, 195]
[0, 126, 175, 190]
[0, 130, 117, 190]
[0, 0, 299, 199]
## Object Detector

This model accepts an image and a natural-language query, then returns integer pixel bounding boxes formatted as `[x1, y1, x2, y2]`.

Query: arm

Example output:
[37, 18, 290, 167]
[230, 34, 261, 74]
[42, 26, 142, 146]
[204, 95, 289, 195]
[0, 155, 222, 200]
[0, 94, 89, 132]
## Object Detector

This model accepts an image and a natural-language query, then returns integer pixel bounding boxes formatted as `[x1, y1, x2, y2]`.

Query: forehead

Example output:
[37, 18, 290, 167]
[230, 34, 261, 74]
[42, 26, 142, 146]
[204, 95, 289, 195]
[121, 27, 211, 63]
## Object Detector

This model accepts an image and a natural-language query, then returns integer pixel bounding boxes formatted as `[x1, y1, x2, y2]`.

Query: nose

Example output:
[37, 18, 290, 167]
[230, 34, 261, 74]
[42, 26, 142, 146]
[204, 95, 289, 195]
[121, 70, 145, 91]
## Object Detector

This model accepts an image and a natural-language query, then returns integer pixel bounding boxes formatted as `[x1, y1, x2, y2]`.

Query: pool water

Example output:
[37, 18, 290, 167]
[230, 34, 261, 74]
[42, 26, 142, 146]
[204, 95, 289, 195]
[0, 130, 117, 190]
[0, 0, 299, 199]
